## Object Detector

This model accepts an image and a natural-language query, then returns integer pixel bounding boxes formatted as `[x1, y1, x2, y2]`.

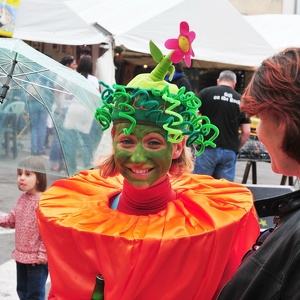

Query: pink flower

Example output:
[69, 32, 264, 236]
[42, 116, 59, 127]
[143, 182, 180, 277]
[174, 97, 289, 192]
[164, 21, 196, 67]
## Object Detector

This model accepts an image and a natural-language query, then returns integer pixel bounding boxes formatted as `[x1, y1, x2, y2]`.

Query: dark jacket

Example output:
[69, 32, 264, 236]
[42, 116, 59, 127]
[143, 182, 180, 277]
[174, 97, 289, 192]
[218, 189, 300, 300]
[165, 72, 193, 92]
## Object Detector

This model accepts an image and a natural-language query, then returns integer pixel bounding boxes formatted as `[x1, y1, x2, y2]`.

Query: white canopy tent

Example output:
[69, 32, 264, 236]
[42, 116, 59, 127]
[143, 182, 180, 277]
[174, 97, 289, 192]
[6, 0, 295, 70]
[4, 0, 106, 45]
[244, 14, 300, 52]
[65, 0, 275, 68]
[1, 0, 278, 68]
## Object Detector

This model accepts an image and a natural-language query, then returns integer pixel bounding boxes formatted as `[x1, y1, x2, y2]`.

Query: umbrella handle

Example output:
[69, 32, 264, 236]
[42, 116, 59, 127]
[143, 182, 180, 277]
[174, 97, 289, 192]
[0, 53, 18, 104]
[0, 84, 9, 104]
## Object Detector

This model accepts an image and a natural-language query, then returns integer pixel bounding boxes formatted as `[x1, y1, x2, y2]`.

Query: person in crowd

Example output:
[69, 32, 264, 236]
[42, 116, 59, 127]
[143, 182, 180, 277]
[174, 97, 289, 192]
[77, 55, 100, 92]
[57, 54, 101, 175]
[26, 78, 49, 156]
[165, 61, 193, 91]
[48, 56, 76, 172]
[59, 55, 77, 70]
[193, 70, 250, 181]
[0, 156, 48, 300]
[39, 22, 259, 300]
[217, 48, 300, 299]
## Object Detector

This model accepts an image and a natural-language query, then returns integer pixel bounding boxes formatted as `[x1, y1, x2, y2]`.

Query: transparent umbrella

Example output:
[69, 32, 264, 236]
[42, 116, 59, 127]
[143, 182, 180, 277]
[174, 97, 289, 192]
[0, 38, 104, 177]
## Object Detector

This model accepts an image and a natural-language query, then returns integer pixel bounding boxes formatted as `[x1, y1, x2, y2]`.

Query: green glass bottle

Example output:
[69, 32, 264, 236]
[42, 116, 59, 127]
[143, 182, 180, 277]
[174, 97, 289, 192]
[91, 274, 105, 300]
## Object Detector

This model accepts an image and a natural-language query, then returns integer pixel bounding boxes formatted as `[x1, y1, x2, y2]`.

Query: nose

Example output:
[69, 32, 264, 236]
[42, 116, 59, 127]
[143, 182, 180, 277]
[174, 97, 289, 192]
[130, 143, 146, 164]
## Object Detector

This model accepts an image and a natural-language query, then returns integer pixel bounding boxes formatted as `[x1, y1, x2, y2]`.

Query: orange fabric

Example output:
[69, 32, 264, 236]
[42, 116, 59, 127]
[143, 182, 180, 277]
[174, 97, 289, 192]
[38, 170, 259, 300]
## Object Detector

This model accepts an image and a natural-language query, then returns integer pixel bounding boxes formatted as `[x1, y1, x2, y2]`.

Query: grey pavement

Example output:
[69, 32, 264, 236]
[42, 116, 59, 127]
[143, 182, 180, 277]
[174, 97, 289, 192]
[0, 159, 298, 299]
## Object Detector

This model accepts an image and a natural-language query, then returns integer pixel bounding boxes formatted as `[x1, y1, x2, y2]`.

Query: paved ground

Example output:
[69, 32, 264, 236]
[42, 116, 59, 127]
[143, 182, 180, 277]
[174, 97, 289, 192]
[0, 159, 297, 299]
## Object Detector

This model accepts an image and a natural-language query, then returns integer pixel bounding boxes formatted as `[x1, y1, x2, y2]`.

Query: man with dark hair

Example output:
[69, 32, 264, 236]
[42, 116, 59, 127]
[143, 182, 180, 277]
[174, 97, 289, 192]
[193, 70, 250, 181]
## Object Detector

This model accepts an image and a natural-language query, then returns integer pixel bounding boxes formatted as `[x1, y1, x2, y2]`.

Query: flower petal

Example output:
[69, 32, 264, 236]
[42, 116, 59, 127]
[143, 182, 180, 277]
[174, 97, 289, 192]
[171, 50, 184, 63]
[190, 47, 195, 57]
[184, 54, 192, 67]
[188, 31, 196, 43]
[180, 21, 190, 36]
[165, 38, 179, 50]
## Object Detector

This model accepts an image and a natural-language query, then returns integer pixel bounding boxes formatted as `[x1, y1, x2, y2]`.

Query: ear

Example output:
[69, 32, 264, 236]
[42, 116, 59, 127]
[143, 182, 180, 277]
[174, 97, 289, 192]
[172, 139, 185, 159]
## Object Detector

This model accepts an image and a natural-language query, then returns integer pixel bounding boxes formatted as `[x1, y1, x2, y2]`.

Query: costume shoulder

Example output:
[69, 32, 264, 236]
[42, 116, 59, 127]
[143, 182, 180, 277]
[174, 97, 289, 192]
[39, 169, 123, 225]
[47, 169, 123, 195]
[171, 173, 254, 210]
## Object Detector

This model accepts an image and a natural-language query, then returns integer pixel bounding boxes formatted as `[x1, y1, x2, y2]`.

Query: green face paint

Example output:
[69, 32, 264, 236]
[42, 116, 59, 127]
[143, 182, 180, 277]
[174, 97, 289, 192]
[114, 123, 174, 189]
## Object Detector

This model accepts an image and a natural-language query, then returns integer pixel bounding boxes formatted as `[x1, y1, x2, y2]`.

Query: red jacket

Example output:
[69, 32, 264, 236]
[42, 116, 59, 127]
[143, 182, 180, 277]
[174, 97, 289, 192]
[0, 192, 47, 263]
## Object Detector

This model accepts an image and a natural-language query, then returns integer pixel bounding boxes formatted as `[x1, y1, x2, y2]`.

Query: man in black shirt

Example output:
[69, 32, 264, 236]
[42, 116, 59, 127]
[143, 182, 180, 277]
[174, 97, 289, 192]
[193, 70, 250, 181]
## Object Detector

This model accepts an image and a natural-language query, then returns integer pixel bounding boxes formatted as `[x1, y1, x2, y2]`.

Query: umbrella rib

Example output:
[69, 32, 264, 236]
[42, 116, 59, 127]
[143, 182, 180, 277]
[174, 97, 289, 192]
[12, 78, 73, 96]
[1, 53, 71, 175]
[12, 63, 74, 97]
[14, 63, 72, 177]
[0, 39, 106, 178]
[8, 60, 72, 105]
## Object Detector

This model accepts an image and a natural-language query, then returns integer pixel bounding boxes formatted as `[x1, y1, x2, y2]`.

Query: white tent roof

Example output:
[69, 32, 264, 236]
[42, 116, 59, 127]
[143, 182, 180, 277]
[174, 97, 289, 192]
[244, 14, 300, 52]
[6, 0, 279, 67]
[65, 0, 275, 68]
[12, 0, 106, 45]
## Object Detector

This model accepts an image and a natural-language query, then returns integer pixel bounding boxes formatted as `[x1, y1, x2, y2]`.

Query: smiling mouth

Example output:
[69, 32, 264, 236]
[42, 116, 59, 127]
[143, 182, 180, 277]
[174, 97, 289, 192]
[129, 168, 154, 174]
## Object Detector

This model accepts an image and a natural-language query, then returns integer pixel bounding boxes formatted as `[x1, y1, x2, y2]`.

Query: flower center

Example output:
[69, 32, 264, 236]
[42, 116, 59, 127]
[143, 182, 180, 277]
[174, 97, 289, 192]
[178, 36, 190, 53]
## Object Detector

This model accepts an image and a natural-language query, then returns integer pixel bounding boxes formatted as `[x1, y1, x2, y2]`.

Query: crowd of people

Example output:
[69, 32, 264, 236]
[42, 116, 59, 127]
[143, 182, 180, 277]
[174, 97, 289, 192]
[47, 54, 101, 174]
[4, 21, 300, 300]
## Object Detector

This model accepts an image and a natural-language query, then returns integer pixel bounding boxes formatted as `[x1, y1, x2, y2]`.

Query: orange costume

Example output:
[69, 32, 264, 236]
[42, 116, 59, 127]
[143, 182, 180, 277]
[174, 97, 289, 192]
[38, 170, 259, 300]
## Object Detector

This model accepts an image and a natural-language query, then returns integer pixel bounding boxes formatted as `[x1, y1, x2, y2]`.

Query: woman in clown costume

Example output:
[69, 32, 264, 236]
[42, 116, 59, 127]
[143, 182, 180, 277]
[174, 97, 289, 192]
[38, 22, 259, 300]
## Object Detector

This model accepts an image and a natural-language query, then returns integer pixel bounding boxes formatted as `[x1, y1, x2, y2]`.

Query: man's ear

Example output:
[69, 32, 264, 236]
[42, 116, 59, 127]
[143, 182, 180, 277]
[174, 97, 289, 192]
[172, 139, 185, 159]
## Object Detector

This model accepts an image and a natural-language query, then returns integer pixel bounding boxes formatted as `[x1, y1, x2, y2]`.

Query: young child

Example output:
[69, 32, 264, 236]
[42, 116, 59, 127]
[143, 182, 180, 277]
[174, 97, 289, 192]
[0, 156, 48, 300]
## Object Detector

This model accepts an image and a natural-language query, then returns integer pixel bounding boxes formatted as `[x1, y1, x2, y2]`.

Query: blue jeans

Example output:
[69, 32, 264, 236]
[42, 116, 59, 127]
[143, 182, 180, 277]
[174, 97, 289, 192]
[49, 130, 64, 165]
[193, 148, 237, 181]
[27, 101, 48, 154]
[16, 262, 48, 300]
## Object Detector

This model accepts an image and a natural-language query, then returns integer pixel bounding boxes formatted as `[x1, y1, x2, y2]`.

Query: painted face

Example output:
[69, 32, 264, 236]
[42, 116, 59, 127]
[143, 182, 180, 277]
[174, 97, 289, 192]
[257, 111, 299, 177]
[17, 169, 39, 195]
[114, 123, 177, 189]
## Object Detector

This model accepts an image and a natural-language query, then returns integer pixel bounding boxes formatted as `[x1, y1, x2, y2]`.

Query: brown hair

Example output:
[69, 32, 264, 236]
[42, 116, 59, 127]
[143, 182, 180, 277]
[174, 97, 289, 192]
[77, 55, 93, 79]
[18, 156, 47, 192]
[99, 126, 194, 178]
[241, 47, 300, 163]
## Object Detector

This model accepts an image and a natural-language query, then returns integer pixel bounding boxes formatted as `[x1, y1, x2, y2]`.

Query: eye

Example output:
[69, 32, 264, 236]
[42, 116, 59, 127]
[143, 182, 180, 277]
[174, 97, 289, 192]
[148, 140, 162, 146]
[118, 137, 135, 148]
[121, 138, 133, 144]
[146, 137, 166, 149]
